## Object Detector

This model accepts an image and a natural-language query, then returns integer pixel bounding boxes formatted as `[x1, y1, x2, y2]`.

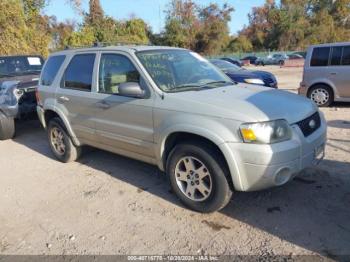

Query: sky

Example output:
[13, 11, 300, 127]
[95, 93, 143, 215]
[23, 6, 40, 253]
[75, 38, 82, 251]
[45, 0, 267, 34]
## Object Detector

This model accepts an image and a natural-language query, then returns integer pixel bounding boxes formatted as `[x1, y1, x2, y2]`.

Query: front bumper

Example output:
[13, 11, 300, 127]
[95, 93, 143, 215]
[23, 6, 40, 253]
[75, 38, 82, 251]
[220, 113, 327, 191]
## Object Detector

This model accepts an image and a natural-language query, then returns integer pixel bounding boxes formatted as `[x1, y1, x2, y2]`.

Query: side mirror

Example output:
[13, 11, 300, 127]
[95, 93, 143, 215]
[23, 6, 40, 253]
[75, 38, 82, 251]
[118, 82, 145, 98]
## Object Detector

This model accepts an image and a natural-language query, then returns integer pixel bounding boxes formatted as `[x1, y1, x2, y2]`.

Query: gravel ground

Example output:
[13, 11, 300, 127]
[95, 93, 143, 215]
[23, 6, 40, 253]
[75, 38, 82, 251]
[0, 66, 349, 258]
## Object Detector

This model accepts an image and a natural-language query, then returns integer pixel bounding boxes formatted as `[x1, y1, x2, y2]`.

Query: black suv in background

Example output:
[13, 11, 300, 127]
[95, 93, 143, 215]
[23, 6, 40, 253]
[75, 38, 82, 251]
[0, 55, 44, 140]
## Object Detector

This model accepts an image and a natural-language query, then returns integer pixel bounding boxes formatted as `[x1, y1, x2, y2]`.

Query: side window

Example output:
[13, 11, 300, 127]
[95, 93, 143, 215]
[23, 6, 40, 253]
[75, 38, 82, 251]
[41, 55, 65, 86]
[341, 46, 350, 65]
[330, 47, 343, 66]
[98, 54, 140, 95]
[311, 47, 330, 67]
[63, 54, 95, 91]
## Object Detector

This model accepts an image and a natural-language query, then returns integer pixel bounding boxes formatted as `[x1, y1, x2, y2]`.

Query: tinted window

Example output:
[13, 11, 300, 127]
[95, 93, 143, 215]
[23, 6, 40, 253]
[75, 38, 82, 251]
[311, 47, 330, 66]
[341, 46, 350, 65]
[64, 54, 95, 91]
[41, 55, 65, 86]
[99, 54, 140, 94]
[330, 47, 343, 66]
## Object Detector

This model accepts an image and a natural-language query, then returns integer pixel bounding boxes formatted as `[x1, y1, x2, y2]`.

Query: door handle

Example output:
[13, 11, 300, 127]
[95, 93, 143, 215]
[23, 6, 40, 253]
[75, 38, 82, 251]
[330, 72, 337, 75]
[58, 96, 70, 103]
[96, 101, 110, 109]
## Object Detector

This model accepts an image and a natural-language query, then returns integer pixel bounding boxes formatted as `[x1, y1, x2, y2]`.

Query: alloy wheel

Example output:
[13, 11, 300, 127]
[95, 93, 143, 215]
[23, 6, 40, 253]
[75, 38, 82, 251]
[50, 127, 66, 156]
[174, 156, 212, 202]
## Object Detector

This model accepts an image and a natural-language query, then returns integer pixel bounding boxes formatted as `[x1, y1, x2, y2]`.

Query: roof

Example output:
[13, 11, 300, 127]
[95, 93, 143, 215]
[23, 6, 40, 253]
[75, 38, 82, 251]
[310, 42, 350, 48]
[52, 45, 185, 56]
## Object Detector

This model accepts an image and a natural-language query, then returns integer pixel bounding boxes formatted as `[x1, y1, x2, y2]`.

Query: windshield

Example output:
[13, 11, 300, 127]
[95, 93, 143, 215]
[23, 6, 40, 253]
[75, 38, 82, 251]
[210, 59, 241, 71]
[136, 50, 232, 92]
[0, 56, 44, 78]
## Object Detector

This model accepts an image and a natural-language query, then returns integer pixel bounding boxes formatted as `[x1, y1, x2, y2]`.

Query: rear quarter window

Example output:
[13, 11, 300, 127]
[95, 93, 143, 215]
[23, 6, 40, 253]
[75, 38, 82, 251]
[41, 55, 66, 86]
[311, 47, 330, 67]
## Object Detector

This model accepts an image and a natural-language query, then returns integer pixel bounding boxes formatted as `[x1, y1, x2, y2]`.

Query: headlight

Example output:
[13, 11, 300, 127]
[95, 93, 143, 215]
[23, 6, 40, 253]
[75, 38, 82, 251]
[244, 78, 265, 85]
[239, 119, 292, 144]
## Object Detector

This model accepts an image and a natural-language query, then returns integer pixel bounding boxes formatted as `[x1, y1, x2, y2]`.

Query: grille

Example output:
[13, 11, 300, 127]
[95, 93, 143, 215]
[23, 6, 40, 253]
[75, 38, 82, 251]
[296, 112, 321, 137]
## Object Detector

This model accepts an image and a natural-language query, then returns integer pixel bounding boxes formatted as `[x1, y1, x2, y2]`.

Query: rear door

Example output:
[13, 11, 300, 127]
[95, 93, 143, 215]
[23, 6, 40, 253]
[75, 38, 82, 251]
[329, 45, 350, 98]
[55, 53, 98, 142]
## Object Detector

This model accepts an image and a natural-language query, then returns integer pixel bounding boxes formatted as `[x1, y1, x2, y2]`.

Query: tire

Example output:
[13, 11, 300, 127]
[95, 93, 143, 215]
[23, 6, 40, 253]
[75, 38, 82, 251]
[0, 112, 15, 140]
[47, 117, 81, 162]
[308, 85, 334, 107]
[166, 142, 233, 213]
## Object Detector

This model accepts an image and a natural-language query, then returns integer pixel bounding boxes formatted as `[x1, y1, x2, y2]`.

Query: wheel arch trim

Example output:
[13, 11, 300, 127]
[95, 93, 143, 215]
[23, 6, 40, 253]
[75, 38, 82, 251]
[43, 105, 81, 146]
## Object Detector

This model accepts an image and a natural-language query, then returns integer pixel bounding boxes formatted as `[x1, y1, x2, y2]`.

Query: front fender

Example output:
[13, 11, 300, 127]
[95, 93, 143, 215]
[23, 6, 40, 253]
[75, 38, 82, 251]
[154, 114, 241, 169]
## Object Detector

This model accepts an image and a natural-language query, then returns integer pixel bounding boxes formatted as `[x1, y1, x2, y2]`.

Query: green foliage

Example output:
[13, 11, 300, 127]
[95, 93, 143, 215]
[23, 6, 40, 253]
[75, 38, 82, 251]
[161, 0, 234, 55]
[0, 0, 29, 55]
[240, 0, 350, 51]
[225, 35, 253, 53]
[1, 0, 349, 58]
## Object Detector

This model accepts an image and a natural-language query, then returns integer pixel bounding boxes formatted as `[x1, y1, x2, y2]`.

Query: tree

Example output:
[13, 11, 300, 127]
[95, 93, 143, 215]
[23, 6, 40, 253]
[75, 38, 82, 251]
[88, 0, 104, 25]
[195, 3, 234, 55]
[161, 0, 234, 55]
[225, 35, 253, 53]
[0, 0, 30, 55]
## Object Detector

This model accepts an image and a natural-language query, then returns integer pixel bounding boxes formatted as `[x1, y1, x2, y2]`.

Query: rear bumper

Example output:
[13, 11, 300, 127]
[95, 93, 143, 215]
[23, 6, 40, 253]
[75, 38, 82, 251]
[36, 106, 46, 129]
[220, 112, 327, 191]
[298, 82, 308, 96]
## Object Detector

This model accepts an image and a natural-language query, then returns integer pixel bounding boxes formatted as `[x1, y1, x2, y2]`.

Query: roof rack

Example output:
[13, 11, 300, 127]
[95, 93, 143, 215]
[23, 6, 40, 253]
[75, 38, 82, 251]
[64, 41, 153, 50]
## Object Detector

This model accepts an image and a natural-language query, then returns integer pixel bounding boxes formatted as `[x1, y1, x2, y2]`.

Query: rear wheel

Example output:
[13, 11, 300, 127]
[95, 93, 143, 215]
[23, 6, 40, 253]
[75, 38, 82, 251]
[0, 112, 15, 140]
[47, 117, 81, 162]
[308, 85, 333, 107]
[166, 142, 232, 213]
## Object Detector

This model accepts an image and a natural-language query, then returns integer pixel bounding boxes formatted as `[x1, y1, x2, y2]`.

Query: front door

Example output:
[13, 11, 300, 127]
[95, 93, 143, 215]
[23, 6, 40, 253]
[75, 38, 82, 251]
[94, 53, 155, 158]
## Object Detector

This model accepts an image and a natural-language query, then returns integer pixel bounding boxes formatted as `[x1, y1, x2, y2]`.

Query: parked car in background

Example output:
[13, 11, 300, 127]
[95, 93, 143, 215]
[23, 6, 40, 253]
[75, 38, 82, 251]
[255, 53, 289, 66]
[288, 54, 304, 60]
[299, 42, 350, 107]
[220, 57, 243, 67]
[210, 59, 278, 88]
[0, 55, 44, 140]
[240, 55, 258, 65]
[291, 51, 307, 59]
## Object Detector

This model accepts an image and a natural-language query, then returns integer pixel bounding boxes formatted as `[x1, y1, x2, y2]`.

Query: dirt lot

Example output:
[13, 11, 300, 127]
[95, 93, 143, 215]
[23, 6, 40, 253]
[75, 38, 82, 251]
[0, 66, 349, 258]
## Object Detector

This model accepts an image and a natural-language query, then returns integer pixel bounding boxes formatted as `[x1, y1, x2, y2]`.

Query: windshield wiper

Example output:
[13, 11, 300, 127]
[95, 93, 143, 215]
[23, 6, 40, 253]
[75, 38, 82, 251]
[169, 81, 235, 93]
[204, 80, 235, 86]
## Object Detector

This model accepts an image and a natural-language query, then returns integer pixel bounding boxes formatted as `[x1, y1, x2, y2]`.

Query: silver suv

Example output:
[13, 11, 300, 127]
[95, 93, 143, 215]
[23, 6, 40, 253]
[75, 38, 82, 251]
[37, 45, 327, 213]
[299, 42, 350, 106]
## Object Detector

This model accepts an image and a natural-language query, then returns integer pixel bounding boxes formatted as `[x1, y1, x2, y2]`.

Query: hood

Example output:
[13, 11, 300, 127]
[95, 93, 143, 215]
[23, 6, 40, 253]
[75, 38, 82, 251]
[0, 74, 40, 89]
[224, 69, 259, 79]
[161, 84, 317, 124]
[250, 70, 275, 79]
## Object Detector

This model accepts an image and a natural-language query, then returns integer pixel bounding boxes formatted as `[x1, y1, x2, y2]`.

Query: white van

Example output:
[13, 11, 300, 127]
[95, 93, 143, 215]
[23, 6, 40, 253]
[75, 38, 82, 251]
[299, 42, 350, 106]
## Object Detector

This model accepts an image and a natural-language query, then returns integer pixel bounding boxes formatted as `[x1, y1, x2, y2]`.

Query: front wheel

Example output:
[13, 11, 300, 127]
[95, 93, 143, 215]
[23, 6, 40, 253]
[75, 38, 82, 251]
[0, 113, 15, 140]
[166, 142, 233, 213]
[47, 117, 81, 162]
[308, 85, 333, 107]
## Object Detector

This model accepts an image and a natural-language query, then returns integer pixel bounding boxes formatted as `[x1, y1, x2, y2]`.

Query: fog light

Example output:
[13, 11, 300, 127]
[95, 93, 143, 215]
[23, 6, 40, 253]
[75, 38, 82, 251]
[274, 167, 291, 185]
